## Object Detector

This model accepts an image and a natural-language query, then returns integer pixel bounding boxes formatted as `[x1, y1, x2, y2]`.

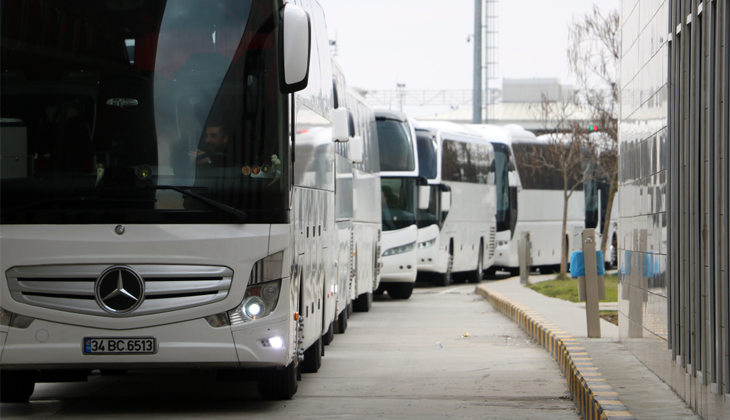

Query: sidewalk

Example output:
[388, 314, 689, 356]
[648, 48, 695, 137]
[476, 274, 701, 420]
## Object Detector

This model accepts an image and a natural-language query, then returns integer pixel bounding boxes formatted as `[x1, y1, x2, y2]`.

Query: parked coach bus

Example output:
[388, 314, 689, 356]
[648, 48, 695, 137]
[467, 125, 585, 274]
[329, 78, 382, 319]
[415, 124, 497, 286]
[0, 0, 350, 402]
[345, 88, 382, 311]
[375, 110, 429, 300]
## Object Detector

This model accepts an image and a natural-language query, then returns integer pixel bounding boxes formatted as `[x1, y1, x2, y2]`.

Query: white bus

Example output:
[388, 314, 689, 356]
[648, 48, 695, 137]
[329, 78, 382, 326]
[584, 170, 619, 268]
[375, 110, 429, 300]
[0, 0, 350, 401]
[414, 126, 497, 286]
[345, 88, 382, 312]
[468, 125, 586, 274]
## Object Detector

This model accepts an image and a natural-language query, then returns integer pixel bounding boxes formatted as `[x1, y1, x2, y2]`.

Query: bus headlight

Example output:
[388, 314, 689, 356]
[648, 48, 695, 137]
[228, 279, 282, 325]
[382, 241, 416, 257]
[418, 238, 437, 249]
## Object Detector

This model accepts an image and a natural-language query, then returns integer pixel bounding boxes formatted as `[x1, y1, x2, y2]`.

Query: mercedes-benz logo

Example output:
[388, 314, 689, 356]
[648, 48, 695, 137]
[95, 266, 145, 314]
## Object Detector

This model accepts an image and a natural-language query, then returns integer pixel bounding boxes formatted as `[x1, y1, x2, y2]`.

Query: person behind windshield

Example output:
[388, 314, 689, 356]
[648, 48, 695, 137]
[190, 123, 232, 166]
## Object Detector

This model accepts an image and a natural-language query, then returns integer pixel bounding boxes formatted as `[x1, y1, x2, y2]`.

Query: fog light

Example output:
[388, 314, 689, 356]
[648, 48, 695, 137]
[261, 336, 284, 348]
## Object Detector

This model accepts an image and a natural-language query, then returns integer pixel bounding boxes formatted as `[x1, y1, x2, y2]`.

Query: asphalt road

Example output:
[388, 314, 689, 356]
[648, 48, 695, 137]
[1, 281, 579, 420]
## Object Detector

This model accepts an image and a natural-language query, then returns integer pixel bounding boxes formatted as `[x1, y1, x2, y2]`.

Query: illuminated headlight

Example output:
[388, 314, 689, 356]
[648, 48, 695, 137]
[418, 238, 437, 249]
[228, 279, 282, 325]
[382, 241, 416, 257]
[261, 336, 284, 349]
[208, 252, 285, 328]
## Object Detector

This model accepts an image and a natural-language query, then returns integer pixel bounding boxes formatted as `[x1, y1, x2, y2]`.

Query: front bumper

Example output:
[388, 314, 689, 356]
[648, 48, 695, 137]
[0, 316, 291, 370]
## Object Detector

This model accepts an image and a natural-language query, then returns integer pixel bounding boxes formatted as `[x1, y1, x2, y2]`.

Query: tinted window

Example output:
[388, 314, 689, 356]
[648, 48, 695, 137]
[512, 143, 579, 190]
[417, 185, 440, 228]
[381, 177, 417, 231]
[416, 132, 438, 179]
[1, 0, 288, 225]
[441, 139, 493, 184]
[493, 144, 511, 212]
[376, 120, 415, 172]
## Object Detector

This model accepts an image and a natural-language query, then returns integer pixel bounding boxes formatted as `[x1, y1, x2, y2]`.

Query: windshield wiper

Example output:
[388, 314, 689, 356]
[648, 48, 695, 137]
[153, 185, 248, 223]
[75, 185, 248, 222]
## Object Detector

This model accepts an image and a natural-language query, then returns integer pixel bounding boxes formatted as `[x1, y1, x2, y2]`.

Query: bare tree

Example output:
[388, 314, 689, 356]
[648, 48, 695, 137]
[568, 5, 620, 258]
[519, 94, 598, 275]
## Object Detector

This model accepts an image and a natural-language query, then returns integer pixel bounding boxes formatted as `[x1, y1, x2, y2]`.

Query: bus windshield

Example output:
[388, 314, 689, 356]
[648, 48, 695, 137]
[381, 177, 417, 231]
[376, 120, 415, 172]
[493, 143, 511, 226]
[416, 131, 438, 180]
[1, 0, 288, 225]
[417, 185, 440, 229]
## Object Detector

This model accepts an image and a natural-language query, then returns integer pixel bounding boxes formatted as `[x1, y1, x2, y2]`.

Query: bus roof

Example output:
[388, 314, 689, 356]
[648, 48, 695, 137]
[375, 109, 409, 123]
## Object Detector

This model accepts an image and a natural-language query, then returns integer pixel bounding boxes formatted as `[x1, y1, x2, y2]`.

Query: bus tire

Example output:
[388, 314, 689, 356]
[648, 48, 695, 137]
[0, 370, 35, 403]
[435, 254, 453, 287]
[258, 362, 298, 400]
[301, 337, 323, 374]
[353, 292, 372, 312]
[468, 244, 484, 283]
[334, 309, 347, 334]
[387, 282, 414, 299]
[322, 322, 334, 345]
[484, 266, 498, 277]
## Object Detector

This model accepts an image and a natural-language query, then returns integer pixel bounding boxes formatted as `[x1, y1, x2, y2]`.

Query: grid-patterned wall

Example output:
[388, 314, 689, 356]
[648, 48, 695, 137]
[619, 0, 730, 417]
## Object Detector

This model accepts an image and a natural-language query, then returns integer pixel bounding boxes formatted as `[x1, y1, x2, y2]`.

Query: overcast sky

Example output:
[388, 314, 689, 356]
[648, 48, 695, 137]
[317, 0, 619, 98]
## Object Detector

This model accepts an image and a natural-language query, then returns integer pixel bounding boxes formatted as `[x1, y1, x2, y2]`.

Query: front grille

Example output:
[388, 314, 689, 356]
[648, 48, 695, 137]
[7, 265, 233, 317]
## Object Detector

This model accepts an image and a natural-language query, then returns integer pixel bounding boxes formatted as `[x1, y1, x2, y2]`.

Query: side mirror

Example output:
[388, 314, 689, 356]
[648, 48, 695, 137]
[279, 4, 311, 94]
[332, 108, 349, 142]
[350, 136, 363, 163]
[440, 190, 451, 212]
[417, 177, 430, 210]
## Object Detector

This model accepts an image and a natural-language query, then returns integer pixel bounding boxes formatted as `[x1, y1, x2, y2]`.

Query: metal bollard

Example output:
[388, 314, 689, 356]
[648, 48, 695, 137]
[581, 229, 601, 338]
[518, 232, 531, 285]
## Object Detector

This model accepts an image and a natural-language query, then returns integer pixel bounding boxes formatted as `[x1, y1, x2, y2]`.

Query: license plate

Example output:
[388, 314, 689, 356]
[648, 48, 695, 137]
[83, 337, 156, 355]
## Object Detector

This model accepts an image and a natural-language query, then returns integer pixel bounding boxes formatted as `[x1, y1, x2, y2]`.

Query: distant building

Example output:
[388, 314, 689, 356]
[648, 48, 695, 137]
[501, 78, 573, 103]
[418, 78, 592, 134]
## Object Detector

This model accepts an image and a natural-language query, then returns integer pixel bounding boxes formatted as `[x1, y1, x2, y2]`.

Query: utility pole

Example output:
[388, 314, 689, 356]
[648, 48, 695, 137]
[397, 83, 406, 112]
[472, 0, 482, 124]
[484, 0, 499, 124]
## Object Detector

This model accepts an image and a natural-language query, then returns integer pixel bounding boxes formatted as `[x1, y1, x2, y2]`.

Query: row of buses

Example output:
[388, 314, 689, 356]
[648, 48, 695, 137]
[0, 0, 615, 402]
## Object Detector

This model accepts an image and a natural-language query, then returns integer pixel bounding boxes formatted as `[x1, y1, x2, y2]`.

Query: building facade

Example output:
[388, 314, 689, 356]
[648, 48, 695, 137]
[618, 0, 730, 417]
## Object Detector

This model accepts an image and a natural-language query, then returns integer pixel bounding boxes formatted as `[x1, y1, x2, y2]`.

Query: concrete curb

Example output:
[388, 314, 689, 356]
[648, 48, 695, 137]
[477, 286, 636, 420]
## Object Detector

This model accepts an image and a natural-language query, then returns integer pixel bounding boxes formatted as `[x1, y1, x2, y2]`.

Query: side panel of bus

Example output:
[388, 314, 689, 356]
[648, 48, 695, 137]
[348, 90, 382, 299]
